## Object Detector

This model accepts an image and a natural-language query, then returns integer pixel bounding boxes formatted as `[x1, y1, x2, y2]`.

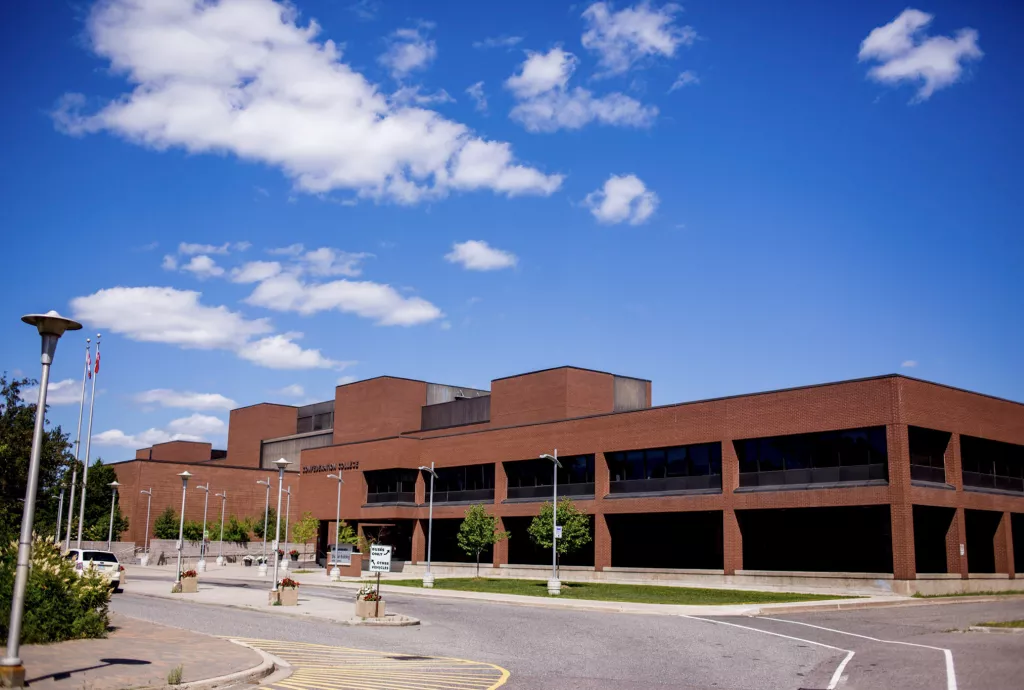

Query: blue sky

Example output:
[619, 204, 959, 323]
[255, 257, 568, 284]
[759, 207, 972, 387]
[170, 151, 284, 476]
[1, 0, 1021, 458]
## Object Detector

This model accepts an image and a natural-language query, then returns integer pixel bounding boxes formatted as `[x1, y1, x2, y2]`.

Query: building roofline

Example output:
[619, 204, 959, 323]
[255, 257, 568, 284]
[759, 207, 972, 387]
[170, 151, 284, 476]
[491, 365, 651, 383]
[230, 401, 298, 413]
[335, 374, 489, 393]
[110, 458, 273, 472]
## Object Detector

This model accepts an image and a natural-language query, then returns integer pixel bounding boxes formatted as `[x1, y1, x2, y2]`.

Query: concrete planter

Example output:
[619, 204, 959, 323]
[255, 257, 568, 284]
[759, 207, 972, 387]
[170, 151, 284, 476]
[180, 576, 198, 593]
[355, 599, 386, 618]
[269, 588, 299, 606]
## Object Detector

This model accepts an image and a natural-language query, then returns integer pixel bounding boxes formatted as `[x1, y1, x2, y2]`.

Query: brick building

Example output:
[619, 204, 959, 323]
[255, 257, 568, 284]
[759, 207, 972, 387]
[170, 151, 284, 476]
[112, 367, 1024, 592]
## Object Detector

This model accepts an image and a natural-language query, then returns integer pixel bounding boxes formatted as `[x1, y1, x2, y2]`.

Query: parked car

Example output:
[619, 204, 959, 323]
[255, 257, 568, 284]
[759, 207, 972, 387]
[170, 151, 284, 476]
[65, 549, 123, 592]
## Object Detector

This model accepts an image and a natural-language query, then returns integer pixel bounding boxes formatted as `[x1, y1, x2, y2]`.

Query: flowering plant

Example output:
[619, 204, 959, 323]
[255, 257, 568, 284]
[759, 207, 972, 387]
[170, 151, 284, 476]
[277, 548, 284, 556]
[289, 549, 299, 556]
[180, 569, 198, 579]
[279, 577, 300, 588]
[357, 583, 381, 601]
[360, 590, 382, 602]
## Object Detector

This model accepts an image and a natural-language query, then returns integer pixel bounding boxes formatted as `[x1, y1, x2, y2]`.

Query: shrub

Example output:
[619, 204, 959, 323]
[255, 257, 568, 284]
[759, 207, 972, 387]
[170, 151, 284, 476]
[0, 536, 110, 644]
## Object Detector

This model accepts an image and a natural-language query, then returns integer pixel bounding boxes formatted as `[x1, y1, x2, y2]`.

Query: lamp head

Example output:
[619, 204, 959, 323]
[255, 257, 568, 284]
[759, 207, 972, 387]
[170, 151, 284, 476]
[140, 489, 152, 496]
[22, 311, 83, 338]
[109, 480, 121, 488]
[178, 470, 191, 486]
[273, 457, 291, 471]
[540, 453, 562, 468]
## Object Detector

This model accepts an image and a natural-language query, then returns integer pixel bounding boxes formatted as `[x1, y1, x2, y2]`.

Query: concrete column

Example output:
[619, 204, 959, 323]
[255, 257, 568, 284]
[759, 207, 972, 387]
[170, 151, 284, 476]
[493, 516, 509, 567]
[594, 452, 609, 498]
[723, 509, 742, 575]
[494, 461, 507, 504]
[411, 518, 425, 564]
[594, 513, 611, 571]
[994, 511, 1015, 578]
[887, 421, 916, 580]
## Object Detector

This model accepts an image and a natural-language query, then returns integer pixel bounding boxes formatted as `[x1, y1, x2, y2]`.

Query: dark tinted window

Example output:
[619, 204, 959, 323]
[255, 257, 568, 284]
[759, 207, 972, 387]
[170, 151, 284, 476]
[736, 427, 887, 473]
[82, 551, 118, 562]
[505, 455, 595, 487]
[365, 469, 417, 494]
[961, 435, 1024, 492]
[607, 443, 722, 482]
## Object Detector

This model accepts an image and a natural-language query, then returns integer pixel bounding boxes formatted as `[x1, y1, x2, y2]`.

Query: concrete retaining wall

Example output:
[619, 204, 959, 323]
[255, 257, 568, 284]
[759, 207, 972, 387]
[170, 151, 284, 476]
[76, 541, 136, 563]
[133, 539, 315, 565]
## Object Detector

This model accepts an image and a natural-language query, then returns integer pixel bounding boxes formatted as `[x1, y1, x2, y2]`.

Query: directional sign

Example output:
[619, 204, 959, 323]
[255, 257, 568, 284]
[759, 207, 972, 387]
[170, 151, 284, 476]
[331, 544, 353, 566]
[554, 525, 563, 539]
[369, 544, 392, 573]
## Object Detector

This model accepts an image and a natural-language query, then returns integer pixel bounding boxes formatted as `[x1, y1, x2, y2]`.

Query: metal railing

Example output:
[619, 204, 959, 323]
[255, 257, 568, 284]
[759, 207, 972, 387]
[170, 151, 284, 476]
[910, 465, 946, 484]
[431, 488, 495, 503]
[609, 475, 722, 494]
[738, 464, 886, 488]
[365, 491, 416, 504]
[507, 483, 595, 500]
[963, 471, 1024, 493]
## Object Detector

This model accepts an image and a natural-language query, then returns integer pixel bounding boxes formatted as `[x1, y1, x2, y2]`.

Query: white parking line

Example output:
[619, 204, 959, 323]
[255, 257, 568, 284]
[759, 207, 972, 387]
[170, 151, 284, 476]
[761, 617, 957, 690]
[682, 615, 855, 690]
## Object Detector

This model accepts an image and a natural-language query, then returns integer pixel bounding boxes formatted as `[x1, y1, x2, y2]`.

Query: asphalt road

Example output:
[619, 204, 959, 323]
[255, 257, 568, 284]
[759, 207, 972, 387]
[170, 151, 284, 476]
[111, 586, 1024, 689]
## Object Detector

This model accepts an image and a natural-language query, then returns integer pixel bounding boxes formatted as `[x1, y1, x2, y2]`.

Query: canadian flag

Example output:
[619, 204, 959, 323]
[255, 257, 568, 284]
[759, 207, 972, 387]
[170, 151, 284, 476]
[86, 350, 92, 379]
[95, 350, 100, 375]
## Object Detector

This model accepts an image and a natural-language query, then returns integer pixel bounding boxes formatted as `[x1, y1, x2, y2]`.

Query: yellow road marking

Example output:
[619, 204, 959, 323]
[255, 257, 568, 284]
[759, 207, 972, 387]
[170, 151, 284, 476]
[235, 638, 509, 690]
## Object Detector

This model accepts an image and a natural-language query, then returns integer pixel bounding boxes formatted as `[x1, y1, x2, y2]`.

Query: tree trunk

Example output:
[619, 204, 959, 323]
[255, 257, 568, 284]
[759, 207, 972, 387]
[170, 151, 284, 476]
[476, 549, 481, 578]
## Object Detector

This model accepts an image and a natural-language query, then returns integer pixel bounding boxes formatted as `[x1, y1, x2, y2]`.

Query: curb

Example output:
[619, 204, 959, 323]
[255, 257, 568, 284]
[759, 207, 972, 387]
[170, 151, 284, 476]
[967, 625, 1024, 634]
[755, 594, 1024, 616]
[134, 640, 279, 690]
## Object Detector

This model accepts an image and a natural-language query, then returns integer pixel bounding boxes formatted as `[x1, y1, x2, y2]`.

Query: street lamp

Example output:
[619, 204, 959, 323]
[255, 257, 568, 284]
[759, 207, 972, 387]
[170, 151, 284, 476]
[55, 486, 64, 544]
[540, 450, 561, 595]
[106, 481, 121, 549]
[271, 459, 290, 592]
[326, 471, 344, 579]
[256, 477, 271, 576]
[215, 491, 227, 566]
[140, 489, 152, 566]
[281, 486, 292, 572]
[175, 471, 191, 587]
[1, 311, 81, 689]
[196, 484, 210, 572]
[417, 463, 437, 588]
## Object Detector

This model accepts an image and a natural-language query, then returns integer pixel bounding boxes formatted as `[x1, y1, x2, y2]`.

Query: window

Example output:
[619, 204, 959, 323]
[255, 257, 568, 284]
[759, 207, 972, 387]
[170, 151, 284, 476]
[505, 455, 595, 500]
[365, 469, 417, 503]
[908, 426, 950, 484]
[606, 443, 722, 494]
[961, 435, 1024, 493]
[735, 427, 888, 488]
[428, 464, 495, 502]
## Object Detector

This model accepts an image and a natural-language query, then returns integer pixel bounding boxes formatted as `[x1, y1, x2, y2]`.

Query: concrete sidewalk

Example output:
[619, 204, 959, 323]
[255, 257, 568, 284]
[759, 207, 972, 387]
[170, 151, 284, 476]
[123, 571, 418, 626]
[126, 563, 912, 617]
[19, 613, 271, 690]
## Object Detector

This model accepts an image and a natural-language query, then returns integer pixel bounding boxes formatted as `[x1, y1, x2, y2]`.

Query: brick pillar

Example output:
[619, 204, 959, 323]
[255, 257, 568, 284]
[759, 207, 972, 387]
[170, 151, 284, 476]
[946, 433, 963, 490]
[594, 452, 609, 498]
[493, 516, 509, 567]
[412, 518, 425, 564]
[594, 513, 611, 571]
[994, 512, 1015, 578]
[415, 471, 426, 505]
[887, 420, 916, 580]
[945, 508, 964, 575]
[723, 509, 742, 575]
[494, 461, 507, 504]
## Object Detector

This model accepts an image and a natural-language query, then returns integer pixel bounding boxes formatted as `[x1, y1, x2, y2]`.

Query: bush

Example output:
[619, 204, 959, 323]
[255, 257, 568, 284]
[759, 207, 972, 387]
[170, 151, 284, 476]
[0, 536, 110, 644]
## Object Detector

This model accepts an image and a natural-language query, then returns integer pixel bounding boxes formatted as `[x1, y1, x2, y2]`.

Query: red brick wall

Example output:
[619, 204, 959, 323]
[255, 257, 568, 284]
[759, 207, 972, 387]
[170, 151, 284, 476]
[227, 404, 297, 468]
[333, 378, 426, 444]
[490, 368, 617, 426]
[148, 441, 212, 463]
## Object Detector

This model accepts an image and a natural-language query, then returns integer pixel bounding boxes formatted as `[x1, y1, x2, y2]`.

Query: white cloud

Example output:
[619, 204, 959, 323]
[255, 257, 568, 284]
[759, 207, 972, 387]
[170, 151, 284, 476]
[669, 70, 699, 91]
[162, 255, 178, 271]
[466, 81, 487, 112]
[506, 48, 657, 132]
[445, 240, 518, 271]
[54, 0, 562, 204]
[180, 255, 225, 279]
[92, 428, 205, 448]
[379, 23, 437, 80]
[231, 260, 283, 284]
[349, 0, 380, 21]
[277, 383, 305, 397]
[581, 2, 697, 76]
[389, 86, 454, 107]
[167, 413, 226, 436]
[234, 241, 252, 252]
[301, 248, 372, 277]
[134, 389, 237, 411]
[237, 334, 346, 370]
[20, 379, 81, 406]
[245, 274, 443, 325]
[473, 36, 523, 49]
[901, 360, 919, 368]
[584, 174, 659, 225]
[337, 375, 357, 385]
[268, 244, 306, 257]
[71, 286, 273, 350]
[859, 9, 982, 101]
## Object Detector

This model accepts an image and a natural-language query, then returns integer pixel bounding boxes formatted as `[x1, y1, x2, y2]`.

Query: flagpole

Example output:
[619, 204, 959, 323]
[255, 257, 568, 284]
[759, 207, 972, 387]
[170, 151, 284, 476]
[76, 334, 100, 549]
[65, 338, 90, 550]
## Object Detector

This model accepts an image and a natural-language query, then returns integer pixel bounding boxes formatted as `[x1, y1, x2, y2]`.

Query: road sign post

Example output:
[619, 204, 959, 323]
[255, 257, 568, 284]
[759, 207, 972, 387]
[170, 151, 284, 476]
[369, 544, 392, 618]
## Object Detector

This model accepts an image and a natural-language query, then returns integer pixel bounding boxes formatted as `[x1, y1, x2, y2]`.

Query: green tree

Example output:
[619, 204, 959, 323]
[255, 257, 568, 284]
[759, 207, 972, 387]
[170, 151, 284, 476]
[527, 498, 592, 575]
[290, 512, 318, 561]
[153, 506, 179, 539]
[0, 374, 75, 544]
[77, 459, 129, 542]
[249, 507, 276, 539]
[456, 504, 509, 577]
[221, 515, 251, 544]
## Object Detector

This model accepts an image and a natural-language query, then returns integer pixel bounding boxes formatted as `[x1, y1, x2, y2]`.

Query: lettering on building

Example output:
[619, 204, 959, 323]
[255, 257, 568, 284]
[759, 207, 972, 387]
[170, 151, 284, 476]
[302, 461, 360, 475]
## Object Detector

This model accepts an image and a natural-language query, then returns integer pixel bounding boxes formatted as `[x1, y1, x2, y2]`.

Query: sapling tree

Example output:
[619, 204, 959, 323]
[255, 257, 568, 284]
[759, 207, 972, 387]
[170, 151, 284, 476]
[527, 498, 592, 576]
[457, 504, 509, 577]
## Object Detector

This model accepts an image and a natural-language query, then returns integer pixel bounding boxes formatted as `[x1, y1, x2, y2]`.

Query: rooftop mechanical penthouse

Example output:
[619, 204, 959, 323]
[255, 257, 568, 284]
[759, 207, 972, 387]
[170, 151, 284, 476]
[112, 366, 1024, 595]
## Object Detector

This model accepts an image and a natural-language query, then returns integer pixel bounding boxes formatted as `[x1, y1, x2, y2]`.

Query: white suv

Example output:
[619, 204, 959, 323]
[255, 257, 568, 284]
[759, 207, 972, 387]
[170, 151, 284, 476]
[65, 549, 123, 592]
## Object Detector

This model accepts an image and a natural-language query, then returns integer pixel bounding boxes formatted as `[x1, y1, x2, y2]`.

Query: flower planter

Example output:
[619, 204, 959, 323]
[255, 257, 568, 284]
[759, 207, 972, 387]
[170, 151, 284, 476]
[355, 599, 386, 618]
[279, 587, 298, 606]
[180, 576, 198, 593]
[290, 553, 299, 562]
[243, 557, 253, 567]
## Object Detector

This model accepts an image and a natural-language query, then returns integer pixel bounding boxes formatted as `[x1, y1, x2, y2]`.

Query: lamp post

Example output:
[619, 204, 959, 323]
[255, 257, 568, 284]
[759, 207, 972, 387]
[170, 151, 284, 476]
[106, 481, 121, 550]
[326, 472, 343, 579]
[76, 334, 101, 549]
[1, 311, 81, 689]
[417, 463, 437, 587]
[215, 491, 226, 566]
[270, 459, 290, 593]
[140, 489, 152, 566]
[281, 486, 292, 572]
[196, 484, 210, 572]
[65, 338, 91, 551]
[257, 477, 271, 576]
[540, 450, 561, 595]
[55, 487, 64, 544]
[175, 471, 191, 586]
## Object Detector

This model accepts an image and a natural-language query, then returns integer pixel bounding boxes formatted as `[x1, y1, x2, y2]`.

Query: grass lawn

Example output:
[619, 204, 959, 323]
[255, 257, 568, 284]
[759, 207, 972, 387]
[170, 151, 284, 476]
[385, 578, 848, 605]
[976, 620, 1024, 628]
[914, 590, 1024, 598]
